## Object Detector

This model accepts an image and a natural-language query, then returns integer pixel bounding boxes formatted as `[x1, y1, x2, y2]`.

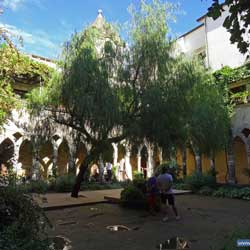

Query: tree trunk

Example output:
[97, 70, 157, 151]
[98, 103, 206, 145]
[71, 153, 94, 198]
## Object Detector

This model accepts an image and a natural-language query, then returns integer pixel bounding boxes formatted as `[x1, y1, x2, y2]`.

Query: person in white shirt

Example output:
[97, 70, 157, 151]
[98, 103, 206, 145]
[106, 162, 112, 182]
[157, 165, 180, 222]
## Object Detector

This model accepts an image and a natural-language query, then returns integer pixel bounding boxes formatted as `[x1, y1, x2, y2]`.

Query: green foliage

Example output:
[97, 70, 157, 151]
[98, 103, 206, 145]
[208, 0, 250, 55]
[0, 187, 51, 250]
[155, 161, 181, 181]
[51, 175, 76, 192]
[24, 180, 49, 194]
[28, 0, 230, 196]
[212, 186, 250, 200]
[0, 45, 53, 87]
[132, 173, 147, 193]
[120, 184, 146, 208]
[184, 172, 217, 191]
[133, 171, 144, 180]
[214, 64, 250, 85]
[220, 229, 250, 250]
[0, 79, 17, 127]
[198, 186, 214, 196]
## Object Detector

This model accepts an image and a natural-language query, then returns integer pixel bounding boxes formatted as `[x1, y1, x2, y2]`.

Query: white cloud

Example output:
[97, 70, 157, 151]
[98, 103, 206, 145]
[0, 22, 60, 57]
[1, 0, 24, 11]
[1, 0, 45, 11]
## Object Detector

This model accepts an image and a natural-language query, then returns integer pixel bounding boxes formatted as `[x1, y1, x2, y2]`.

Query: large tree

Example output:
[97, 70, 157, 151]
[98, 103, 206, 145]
[29, 0, 230, 197]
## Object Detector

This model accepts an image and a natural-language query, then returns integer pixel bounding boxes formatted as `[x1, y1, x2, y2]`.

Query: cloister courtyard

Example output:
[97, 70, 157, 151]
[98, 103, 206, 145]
[1, 0, 250, 250]
[46, 194, 250, 250]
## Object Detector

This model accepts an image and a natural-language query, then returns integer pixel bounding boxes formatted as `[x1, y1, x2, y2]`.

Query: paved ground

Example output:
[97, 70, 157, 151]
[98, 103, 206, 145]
[46, 194, 250, 250]
[33, 189, 123, 210]
[34, 189, 191, 210]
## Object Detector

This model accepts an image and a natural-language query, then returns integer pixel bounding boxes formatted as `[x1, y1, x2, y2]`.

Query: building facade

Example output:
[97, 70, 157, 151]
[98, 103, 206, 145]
[176, 6, 250, 184]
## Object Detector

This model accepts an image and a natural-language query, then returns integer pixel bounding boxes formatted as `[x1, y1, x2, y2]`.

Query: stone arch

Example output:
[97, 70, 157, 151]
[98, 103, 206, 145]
[18, 140, 33, 177]
[233, 136, 249, 184]
[57, 139, 70, 176]
[141, 145, 148, 178]
[40, 141, 54, 179]
[0, 138, 14, 166]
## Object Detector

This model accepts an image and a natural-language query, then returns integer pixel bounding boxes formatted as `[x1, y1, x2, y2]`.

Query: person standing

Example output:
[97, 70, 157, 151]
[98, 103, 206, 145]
[147, 173, 159, 214]
[157, 165, 180, 222]
[106, 162, 113, 182]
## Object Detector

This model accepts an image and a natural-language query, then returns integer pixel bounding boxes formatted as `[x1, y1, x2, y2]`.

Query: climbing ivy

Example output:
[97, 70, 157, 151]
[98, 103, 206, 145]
[213, 63, 250, 86]
[0, 44, 54, 127]
[0, 44, 54, 86]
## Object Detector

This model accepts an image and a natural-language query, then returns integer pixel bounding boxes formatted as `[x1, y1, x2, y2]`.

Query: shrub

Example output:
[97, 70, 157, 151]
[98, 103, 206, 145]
[220, 229, 250, 250]
[120, 184, 146, 208]
[198, 186, 214, 196]
[184, 172, 216, 191]
[25, 180, 49, 194]
[173, 182, 190, 190]
[132, 172, 147, 193]
[0, 187, 51, 250]
[53, 175, 75, 192]
[213, 186, 250, 200]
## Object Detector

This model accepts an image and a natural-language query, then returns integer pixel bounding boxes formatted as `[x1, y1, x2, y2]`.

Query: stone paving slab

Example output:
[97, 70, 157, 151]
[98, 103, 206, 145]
[33, 189, 191, 210]
[104, 189, 192, 203]
[33, 189, 123, 210]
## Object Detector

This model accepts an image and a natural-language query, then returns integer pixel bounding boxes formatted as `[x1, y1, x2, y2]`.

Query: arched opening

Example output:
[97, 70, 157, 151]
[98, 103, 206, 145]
[0, 138, 14, 167]
[141, 145, 148, 179]
[75, 143, 87, 174]
[242, 128, 250, 138]
[57, 140, 69, 176]
[215, 150, 227, 183]
[130, 145, 138, 175]
[18, 140, 33, 178]
[40, 141, 54, 179]
[233, 137, 249, 184]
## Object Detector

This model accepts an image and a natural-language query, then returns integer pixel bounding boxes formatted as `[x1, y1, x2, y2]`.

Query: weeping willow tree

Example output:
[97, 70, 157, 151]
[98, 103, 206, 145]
[28, 0, 231, 197]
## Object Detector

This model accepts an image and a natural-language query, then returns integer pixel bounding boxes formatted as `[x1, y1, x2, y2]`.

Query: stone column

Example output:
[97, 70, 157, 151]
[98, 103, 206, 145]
[146, 142, 155, 178]
[32, 151, 40, 180]
[12, 143, 22, 176]
[125, 144, 133, 180]
[195, 153, 202, 174]
[137, 145, 143, 172]
[158, 147, 163, 164]
[112, 143, 118, 167]
[112, 143, 119, 180]
[99, 154, 104, 182]
[227, 143, 236, 184]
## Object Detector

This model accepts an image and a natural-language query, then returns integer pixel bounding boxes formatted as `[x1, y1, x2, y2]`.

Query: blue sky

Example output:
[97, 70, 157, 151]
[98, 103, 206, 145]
[0, 0, 213, 59]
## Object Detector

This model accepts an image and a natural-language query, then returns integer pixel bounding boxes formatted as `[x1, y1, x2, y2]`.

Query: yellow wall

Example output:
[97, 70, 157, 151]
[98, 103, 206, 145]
[186, 148, 195, 175]
[176, 149, 183, 177]
[233, 138, 249, 184]
[215, 151, 227, 183]
[202, 155, 211, 173]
